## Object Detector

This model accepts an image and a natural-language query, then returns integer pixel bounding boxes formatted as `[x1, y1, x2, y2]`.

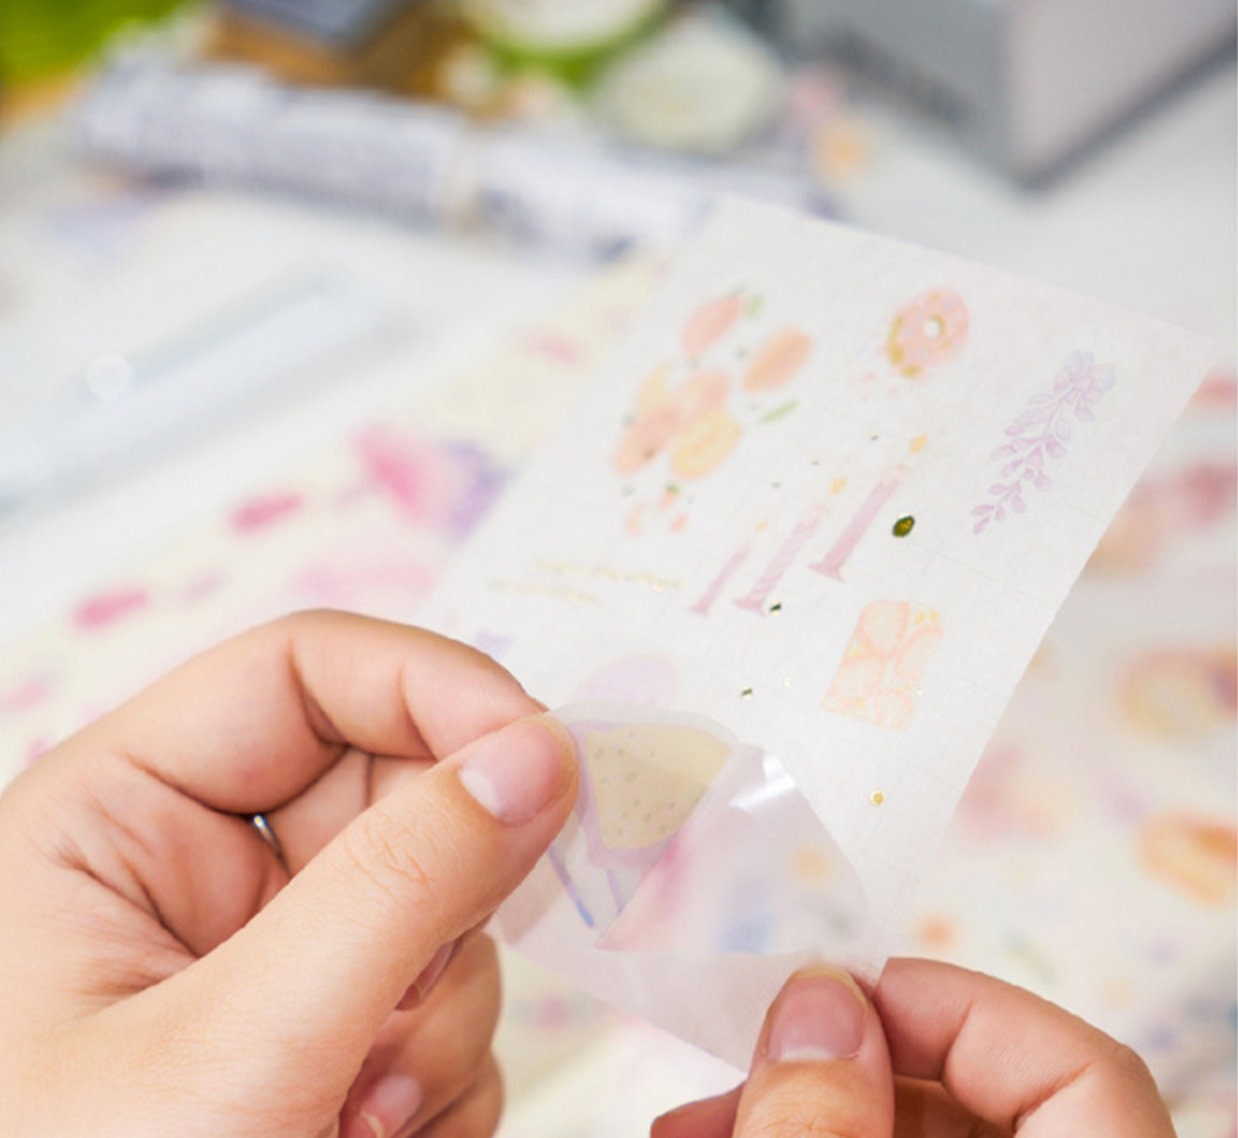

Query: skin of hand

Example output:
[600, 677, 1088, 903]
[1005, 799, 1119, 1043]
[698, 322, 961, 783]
[0, 611, 579, 1138]
[652, 959, 1177, 1138]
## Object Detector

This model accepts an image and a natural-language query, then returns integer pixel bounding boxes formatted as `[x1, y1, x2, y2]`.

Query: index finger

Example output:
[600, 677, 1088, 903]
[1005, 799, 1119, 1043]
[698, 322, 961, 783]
[74, 610, 543, 813]
[874, 958, 1175, 1137]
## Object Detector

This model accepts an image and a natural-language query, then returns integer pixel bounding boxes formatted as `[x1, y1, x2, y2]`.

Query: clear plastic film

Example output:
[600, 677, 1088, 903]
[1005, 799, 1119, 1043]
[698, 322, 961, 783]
[493, 702, 866, 1066]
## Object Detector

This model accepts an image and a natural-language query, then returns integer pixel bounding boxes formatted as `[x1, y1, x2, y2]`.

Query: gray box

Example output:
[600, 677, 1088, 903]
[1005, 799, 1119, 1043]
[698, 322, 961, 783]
[774, 0, 1236, 179]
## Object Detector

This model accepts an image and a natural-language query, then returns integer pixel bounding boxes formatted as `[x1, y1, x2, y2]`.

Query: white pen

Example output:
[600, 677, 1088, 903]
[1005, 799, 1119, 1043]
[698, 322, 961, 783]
[0, 272, 402, 510]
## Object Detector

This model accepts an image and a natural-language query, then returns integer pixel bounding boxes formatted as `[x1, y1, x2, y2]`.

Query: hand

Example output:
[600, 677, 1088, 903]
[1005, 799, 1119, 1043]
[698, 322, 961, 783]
[653, 958, 1175, 1138]
[0, 611, 578, 1138]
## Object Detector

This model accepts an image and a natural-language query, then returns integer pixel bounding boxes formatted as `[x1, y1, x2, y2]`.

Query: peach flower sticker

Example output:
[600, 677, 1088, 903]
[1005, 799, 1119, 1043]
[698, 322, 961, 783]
[682, 294, 743, 358]
[671, 411, 742, 480]
[822, 601, 943, 729]
[744, 327, 813, 392]
[674, 370, 730, 421]
[614, 369, 732, 477]
[615, 406, 681, 476]
[614, 292, 815, 532]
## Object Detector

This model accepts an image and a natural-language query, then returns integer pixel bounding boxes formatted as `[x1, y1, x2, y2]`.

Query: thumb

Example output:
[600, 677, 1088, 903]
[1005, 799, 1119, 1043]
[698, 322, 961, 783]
[734, 968, 895, 1138]
[157, 715, 576, 1097]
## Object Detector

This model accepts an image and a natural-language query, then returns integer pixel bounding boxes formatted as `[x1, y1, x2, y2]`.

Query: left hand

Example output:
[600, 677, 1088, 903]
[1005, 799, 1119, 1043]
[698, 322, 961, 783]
[652, 959, 1175, 1138]
[0, 611, 578, 1138]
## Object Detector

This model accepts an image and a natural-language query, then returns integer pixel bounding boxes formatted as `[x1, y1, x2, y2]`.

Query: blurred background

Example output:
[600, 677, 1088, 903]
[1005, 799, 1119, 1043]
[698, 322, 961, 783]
[0, 3, 1235, 1136]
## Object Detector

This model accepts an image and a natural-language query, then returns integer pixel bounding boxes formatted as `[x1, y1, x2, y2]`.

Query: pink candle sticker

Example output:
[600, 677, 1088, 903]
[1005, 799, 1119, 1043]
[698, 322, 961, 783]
[811, 438, 926, 580]
[734, 489, 841, 614]
[811, 467, 907, 580]
[690, 520, 766, 616]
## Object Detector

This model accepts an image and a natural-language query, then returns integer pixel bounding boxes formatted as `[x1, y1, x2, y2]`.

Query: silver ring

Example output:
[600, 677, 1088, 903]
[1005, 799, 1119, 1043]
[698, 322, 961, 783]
[250, 813, 287, 867]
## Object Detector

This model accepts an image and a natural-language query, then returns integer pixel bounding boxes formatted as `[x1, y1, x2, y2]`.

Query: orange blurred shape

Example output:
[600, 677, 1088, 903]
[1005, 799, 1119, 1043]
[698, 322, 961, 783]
[1140, 813, 1237, 907]
[1120, 648, 1237, 739]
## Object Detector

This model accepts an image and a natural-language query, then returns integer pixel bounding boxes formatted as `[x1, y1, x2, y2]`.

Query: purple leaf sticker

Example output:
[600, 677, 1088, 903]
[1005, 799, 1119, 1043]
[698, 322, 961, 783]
[972, 351, 1114, 533]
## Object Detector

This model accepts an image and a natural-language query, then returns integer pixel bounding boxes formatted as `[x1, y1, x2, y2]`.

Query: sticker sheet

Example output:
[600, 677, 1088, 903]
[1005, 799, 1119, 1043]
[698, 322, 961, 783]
[425, 198, 1215, 1065]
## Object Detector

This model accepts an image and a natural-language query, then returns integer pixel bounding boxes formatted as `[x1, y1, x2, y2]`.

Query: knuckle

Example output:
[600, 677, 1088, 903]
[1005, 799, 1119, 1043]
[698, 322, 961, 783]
[471, 928, 501, 974]
[743, 1090, 866, 1138]
[336, 804, 444, 913]
[432, 1057, 505, 1138]
[432, 1024, 489, 1088]
[479, 1054, 506, 1137]
[432, 959, 500, 1067]
[1098, 1038, 1159, 1094]
[455, 934, 503, 1028]
[263, 607, 333, 643]
[390, 949, 504, 1120]
[401, 1033, 500, 1131]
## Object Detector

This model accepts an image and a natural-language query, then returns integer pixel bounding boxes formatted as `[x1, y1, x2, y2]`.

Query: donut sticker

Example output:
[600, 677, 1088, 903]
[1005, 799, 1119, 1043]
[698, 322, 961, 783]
[822, 600, 943, 729]
[886, 289, 969, 378]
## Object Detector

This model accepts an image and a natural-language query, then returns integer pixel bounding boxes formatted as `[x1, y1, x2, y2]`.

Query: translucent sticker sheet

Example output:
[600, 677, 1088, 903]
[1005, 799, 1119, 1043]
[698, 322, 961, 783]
[428, 198, 1214, 1066]
[536, 703, 865, 956]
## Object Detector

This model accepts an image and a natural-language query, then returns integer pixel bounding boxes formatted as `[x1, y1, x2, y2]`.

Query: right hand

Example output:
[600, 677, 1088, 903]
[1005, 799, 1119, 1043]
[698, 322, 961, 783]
[0, 612, 578, 1138]
[653, 957, 1176, 1137]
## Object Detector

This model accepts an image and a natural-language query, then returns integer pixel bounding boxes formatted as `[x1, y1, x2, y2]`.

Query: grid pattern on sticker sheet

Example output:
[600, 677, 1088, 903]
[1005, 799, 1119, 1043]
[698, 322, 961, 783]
[424, 197, 1213, 1066]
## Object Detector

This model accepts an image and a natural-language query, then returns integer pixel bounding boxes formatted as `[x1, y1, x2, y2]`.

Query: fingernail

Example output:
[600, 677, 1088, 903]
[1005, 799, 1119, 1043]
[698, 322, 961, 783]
[396, 938, 460, 1009]
[458, 717, 574, 825]
[352, 1074, 423, 1138]
[766, 969, 867, 1062]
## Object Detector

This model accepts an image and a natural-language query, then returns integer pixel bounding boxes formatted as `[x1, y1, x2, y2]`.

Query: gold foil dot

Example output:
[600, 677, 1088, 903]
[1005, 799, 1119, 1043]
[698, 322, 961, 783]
[870, 790, 886, 806]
